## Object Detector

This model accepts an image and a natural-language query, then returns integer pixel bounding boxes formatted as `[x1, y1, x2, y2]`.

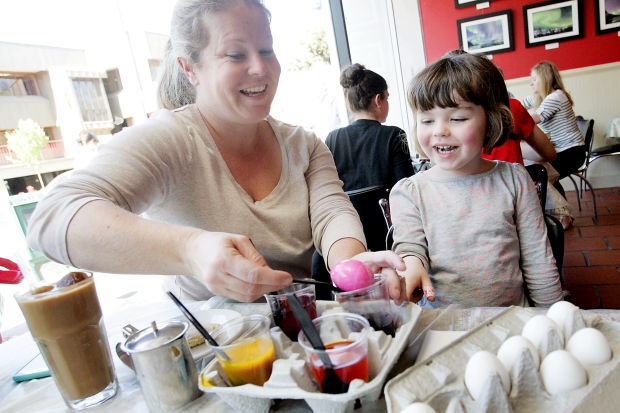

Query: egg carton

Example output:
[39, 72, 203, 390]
[198, 301, 422, 413]
[384, 306, 620, 413]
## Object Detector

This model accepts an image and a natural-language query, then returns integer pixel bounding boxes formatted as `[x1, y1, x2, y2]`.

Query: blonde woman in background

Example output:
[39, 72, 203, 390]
[522, 61, 585, 197]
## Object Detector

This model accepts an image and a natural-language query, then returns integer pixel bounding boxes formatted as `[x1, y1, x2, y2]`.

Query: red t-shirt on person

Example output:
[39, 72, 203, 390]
[482, 99, 535, 165]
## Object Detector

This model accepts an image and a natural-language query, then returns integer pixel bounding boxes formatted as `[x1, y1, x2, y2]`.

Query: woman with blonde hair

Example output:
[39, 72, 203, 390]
[523, 61, 585, 190]
[26, 0, 407, 303]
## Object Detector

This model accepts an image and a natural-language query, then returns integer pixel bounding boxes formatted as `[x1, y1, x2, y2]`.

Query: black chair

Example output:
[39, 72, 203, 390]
[311, 185, 390, 300]
[588, 137, 620, 180]
[563, 116, 597, 219]
[525, 164, 548, 210]
[345, 186, 390, 252]
[525, 165, 570, 301]
[545, 214, 564, 276]
[378, 198, 394, 250]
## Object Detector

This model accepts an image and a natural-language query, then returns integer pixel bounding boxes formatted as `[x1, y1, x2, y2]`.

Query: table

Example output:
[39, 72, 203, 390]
[1, 295, 619, 413]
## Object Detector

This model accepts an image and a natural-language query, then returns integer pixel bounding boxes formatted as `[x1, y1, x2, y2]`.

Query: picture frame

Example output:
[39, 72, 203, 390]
[457, 10, 514, 55]
[455, 0, 493, 9]
[595, 0, 620, 34]
[523, 0, 584, 48]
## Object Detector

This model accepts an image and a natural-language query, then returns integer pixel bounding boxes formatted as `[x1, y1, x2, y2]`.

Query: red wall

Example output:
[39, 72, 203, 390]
[418, 0, 620, 79]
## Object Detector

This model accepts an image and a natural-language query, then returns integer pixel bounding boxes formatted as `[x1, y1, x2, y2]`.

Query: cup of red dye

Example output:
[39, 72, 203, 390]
[297, 313, 370, 393]
[265, 283, 317, 341]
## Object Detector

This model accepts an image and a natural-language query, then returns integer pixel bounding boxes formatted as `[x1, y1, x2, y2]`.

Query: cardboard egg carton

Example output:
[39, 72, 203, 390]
[198, 301, 422, 413]
[384, 306, 620, 413]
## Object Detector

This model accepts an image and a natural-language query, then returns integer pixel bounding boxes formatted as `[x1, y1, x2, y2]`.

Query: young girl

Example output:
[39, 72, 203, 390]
[522, 61, 585, 180]
[390, 52, 563, 308]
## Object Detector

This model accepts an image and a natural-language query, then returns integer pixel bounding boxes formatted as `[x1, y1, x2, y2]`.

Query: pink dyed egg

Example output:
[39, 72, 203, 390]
[330, 259, 374, 292]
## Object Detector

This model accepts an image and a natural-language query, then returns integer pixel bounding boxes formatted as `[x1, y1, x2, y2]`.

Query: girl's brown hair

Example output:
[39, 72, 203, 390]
[407, 51, 513, 154]
[531, 61, 573, 108]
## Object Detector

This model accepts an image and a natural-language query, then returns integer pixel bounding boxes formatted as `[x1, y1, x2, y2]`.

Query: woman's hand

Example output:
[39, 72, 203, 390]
[184, 231, 292, 302]
[350, 250, 408, 305]
[398, 256, 435, 304]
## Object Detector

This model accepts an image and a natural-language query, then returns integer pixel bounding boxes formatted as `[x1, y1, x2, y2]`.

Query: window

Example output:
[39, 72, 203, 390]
[148, 59, 161, 82]
[72, 78, 111, 122]
[0, 73, 40, 96]
[102, 69, 123, 94]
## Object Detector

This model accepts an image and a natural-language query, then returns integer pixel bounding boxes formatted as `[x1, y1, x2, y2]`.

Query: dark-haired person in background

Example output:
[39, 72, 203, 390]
[326, 63, 414, 193]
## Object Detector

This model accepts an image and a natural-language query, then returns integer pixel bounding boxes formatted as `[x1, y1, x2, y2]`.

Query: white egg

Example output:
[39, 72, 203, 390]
[567, 328, 612, 367]
[400, 402, 437, 413]
[497, 335, 540, 373]
[464, 351, 510, 400]
[546, 301, 585, 340]
[521, 315, 564, 358]
[540, 350, 587, 395]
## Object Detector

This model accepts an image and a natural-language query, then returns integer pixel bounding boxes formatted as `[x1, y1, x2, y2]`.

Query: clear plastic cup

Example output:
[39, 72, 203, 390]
[334, 278, 396, 336]
[210, 314, 275, 386]
[265, 283, 317, 341]
[297, 312, 370, 392]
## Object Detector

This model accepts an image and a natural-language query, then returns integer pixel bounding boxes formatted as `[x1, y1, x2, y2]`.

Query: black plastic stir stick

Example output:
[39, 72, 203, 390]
[285, 292, 349, 394]
[167, 291, 230, 361]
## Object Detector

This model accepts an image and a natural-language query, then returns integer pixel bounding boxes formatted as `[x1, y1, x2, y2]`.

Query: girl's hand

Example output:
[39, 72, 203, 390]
[399, 256, 435, 303]
[184, 231, 292, 302]
[350, 250, 408, 305]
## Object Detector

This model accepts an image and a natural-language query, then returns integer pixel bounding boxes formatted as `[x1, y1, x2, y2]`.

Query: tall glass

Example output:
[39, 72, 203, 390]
[265, 283, 317, 341]
[334, 278, 396, 336]
[15, 275, 117, 410]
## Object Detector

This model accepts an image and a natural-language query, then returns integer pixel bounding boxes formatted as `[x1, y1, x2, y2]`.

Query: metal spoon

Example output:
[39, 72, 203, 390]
[291, 278, 344, 293]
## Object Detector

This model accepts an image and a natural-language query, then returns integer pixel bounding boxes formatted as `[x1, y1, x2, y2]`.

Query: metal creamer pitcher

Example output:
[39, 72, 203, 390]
[122, 321, 200, 413]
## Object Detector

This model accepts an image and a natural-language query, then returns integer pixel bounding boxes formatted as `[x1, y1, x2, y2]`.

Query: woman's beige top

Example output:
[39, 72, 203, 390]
[27, 104, 365, 299]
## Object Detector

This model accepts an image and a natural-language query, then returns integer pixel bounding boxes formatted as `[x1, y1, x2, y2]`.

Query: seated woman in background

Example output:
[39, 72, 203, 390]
[325, 63, 414, 192]
[522, 61, 585, 195]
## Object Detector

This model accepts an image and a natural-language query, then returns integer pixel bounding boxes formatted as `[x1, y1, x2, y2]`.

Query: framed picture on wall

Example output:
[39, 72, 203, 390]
[595, 0, 620, 34]
[457, 10, 514, 55]
[523, 0, 584, 47]
[455, 0, 494, 9]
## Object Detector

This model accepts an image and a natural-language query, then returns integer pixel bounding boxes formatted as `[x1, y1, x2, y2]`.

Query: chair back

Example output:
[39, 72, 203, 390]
[524, 164, 548, 210]
[544, 214, 564, 274]
[576, 116, 595, 168]
[346, 185, 390, 252]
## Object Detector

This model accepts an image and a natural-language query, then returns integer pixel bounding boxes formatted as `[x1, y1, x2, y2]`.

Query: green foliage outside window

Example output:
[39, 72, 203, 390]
[291, 28, 331, 71]
[6, 119, 49, 167]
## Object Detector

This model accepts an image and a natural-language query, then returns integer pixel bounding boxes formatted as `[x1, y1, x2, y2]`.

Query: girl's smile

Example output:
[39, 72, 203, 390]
[416, 95, 494, 178]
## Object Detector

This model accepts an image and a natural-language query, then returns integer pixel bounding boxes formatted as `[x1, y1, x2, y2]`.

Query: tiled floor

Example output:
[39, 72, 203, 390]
[562, 187, 620, 309]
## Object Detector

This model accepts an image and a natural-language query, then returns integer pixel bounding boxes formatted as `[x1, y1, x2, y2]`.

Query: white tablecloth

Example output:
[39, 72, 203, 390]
[0, 295, 387, 413]
[2, 295, 619, 413]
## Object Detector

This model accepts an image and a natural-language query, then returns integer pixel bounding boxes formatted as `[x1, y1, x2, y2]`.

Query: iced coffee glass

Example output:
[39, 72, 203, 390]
[15, 273, 117, 410]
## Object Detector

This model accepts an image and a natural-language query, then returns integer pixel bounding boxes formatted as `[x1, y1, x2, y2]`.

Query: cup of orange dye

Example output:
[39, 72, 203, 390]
[209, 314, 275, 386]
[297, 313, 370, 393]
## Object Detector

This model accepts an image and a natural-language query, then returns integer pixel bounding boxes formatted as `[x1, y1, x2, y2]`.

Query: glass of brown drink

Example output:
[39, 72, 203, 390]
[15, 273, 117, 410]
